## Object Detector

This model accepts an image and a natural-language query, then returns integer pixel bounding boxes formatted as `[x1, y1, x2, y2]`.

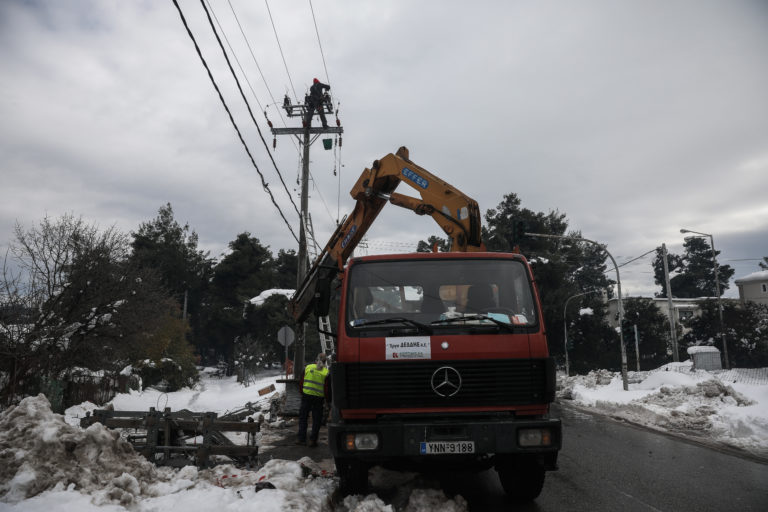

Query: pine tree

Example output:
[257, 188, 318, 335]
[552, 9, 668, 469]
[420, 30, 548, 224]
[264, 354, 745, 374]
[652, 238, 734, 298]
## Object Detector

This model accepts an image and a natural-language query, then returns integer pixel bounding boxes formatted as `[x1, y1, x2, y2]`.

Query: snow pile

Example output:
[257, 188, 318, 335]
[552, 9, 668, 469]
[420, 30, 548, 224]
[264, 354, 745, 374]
[0, 394, 170, 505]
[249, 289, 294, 307]
[559, 363, 768, 456]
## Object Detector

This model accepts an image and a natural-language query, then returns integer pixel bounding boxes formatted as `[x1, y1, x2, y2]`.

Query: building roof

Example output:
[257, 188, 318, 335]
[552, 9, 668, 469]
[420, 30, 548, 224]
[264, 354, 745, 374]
[734, 270, 768, 285]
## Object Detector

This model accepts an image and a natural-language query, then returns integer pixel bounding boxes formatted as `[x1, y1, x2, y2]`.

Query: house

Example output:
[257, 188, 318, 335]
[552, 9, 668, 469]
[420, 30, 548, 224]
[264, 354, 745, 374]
[604, 297, 704, 329]
[734, 270, 768, 306]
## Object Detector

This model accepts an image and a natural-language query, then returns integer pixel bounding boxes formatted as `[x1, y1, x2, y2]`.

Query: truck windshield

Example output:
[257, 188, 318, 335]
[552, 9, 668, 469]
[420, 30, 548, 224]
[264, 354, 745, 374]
[346, 258, 537, 333]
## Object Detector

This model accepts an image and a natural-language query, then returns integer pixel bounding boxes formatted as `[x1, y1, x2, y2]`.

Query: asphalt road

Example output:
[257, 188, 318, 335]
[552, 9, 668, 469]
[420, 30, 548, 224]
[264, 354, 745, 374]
[441, 403, 768, 511]
[259, 403, 768, 511]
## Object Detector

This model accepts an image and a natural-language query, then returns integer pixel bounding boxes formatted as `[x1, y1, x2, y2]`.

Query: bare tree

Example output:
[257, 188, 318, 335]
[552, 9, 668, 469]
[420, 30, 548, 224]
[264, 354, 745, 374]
[0, 214, 181, 406]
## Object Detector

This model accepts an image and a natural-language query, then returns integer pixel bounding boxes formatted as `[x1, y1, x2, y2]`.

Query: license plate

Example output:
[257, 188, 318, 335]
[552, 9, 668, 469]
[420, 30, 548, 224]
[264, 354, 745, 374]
[419, 441, 475, 455]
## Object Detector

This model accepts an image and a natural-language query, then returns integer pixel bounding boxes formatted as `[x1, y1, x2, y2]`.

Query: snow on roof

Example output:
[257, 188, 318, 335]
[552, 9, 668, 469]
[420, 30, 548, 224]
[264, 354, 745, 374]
[686, 345, 720, 354]
[249, 289, 294, 306]
[734, 270, 768, 284]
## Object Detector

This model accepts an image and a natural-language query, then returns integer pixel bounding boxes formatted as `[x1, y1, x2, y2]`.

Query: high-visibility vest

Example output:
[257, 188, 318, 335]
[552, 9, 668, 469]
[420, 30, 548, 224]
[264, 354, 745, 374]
[302, 363, 329, 397]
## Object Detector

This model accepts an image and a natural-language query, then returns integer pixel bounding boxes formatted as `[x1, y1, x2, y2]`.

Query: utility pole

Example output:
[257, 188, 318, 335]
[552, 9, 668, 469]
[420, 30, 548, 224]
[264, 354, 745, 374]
[661, 243, 679, 362]
[271, 95, 343, 379]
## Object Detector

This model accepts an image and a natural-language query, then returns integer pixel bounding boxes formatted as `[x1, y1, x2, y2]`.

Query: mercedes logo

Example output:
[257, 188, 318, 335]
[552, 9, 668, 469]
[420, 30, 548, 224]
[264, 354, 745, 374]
[431, 366, 462, 397]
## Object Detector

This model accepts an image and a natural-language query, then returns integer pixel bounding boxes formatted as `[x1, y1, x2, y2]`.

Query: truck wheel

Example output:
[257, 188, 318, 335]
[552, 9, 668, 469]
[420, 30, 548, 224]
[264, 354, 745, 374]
[496, 463, 545, 501]
[335, 458, 368, 495]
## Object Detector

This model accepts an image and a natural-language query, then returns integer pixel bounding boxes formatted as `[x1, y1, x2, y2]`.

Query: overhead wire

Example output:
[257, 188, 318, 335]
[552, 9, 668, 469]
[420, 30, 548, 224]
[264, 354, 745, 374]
[225, 0, 302, 157]
[264, 0, 299, 102]
[204, 0, 264, 112]
[308, 0, 330, 85]
[198, 0, 300, 218]
[170, 0, 299, 243]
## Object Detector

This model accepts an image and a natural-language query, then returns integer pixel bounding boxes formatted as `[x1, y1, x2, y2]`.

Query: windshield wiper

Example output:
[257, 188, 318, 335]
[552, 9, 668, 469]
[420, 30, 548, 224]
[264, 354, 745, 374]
[431, 314, 516, 333]
[350, 317, 433, 334]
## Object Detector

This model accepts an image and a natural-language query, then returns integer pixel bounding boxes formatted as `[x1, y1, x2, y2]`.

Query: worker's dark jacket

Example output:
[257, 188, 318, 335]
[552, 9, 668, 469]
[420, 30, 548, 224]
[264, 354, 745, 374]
[308, 81, 330, 106]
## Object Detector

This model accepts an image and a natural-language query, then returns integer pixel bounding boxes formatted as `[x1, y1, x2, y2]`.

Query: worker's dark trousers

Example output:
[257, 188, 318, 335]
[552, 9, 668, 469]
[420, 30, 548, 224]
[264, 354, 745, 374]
[304, 104, 327, 127]
[297, 393, 325, 442]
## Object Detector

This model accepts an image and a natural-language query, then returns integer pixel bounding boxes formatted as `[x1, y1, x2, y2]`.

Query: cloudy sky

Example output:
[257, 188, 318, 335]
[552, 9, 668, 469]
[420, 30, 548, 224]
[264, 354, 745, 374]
[1, 0, 767, 298]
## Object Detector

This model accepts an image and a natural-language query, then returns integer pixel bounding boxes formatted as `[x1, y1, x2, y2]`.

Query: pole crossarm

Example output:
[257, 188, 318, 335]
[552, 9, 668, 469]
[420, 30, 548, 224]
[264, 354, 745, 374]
[271, 127, 344, 135]
[526, 232, 629, 390]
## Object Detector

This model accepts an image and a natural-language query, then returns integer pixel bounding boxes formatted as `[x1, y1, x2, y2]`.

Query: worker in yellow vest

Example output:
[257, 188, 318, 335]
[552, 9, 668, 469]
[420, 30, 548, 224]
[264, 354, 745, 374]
[296, 352, 330, 447]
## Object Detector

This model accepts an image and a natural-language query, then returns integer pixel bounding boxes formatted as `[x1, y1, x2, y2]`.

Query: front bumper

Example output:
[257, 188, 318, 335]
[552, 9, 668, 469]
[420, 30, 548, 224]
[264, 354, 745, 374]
[329, 415, 561, 469]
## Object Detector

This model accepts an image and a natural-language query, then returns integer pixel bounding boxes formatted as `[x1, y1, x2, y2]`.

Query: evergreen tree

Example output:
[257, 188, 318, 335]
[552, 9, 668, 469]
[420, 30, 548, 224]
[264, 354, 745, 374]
[681, 299, 768, 368]
[652, 238, 734, 298]
[482, 193, 613, 369]
[416, 236, 450, 253]
[622, 298, 673, 369]
[199, 233, 281, 366]
[130, 204, 213, 356]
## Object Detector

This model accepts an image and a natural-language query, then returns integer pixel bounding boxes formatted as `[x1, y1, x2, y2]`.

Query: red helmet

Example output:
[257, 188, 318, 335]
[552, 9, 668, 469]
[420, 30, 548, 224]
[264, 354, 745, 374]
[313, 78, 319, 84]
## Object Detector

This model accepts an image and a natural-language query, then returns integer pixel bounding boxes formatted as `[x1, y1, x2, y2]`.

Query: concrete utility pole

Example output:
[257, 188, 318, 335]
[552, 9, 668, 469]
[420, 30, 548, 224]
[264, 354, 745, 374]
[271, 98, 343, 380]
[661, 243, 679, 362]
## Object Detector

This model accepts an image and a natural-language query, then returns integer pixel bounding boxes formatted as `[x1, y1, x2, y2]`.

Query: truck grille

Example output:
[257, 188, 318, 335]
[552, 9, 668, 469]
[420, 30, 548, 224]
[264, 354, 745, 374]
[338, 359, 552, 409]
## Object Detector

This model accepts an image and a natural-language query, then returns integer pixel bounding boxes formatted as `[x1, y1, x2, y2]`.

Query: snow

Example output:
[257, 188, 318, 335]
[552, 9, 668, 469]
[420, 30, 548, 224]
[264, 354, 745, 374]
[2, 363, 766, 510]
[1, 368, 466, 511]
[686, 345, 720, 354]
[559, 362, 768, 456]
[579, 307, 594, 316]
[249, 289, 295, 307]
[734, 269, 768, 283]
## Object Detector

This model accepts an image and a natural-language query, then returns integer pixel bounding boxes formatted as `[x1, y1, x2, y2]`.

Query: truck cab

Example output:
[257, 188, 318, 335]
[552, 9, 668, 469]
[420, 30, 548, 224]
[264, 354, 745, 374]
[329, 251, 561, 499]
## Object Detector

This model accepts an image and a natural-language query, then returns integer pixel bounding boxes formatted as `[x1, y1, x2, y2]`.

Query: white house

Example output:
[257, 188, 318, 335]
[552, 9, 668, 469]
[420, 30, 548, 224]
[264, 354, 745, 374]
[604, 297, 705, 329]
[734, 270, 768, 306]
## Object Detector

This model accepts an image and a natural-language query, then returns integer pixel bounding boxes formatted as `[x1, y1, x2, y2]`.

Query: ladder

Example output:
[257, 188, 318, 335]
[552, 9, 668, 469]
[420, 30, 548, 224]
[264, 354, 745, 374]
[318, 315, 334, 354]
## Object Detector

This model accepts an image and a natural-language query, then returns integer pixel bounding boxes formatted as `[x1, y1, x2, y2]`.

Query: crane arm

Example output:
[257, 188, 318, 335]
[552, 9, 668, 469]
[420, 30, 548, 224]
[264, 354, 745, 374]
[291, 146, 485, 322]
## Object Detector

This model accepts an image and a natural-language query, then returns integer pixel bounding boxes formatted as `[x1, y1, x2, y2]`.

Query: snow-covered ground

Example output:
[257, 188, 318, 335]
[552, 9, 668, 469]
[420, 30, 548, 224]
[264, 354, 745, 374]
[0, 368, 468, 511]
[1, 363, 767, 511]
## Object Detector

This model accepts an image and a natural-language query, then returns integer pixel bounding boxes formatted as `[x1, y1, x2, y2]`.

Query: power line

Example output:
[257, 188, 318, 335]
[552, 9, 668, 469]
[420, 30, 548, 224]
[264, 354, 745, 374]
[171, 0, 299, 244]
[224, 0, 302, 161]
[308, 0, 330, 85]
[204, 0, 264, 112]
[264, 0, 299, 102]
[198, 0, 300, 218]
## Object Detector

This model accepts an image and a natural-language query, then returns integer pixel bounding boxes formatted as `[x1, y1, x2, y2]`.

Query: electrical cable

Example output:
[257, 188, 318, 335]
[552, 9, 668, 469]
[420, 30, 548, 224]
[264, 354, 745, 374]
[225, 0, 301, 157]
[171, 0, 299, 244]
[198, 0, 300, 218]
[308, 0, 331, 85]
[204, 0, 264, 112]
[264, 0, 299, 102]
[309, 170, 336, 225]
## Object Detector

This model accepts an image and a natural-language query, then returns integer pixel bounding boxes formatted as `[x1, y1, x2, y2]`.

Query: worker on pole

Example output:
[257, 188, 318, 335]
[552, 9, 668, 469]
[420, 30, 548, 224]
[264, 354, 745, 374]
[304, 78, 331, 128]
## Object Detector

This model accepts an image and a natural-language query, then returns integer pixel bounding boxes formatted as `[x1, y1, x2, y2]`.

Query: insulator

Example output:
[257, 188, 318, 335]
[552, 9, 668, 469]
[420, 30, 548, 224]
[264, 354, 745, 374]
[336, 118, 340, 127]
[267, 119, 273, 128]
[273, 138, 276, 149]
[338, 136, 342, 147]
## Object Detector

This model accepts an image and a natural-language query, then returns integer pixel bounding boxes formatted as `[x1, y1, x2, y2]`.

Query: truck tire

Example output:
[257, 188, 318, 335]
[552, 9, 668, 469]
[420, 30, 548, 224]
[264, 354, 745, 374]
[335, 458, 368, 495]
[496, 459, 545, 501]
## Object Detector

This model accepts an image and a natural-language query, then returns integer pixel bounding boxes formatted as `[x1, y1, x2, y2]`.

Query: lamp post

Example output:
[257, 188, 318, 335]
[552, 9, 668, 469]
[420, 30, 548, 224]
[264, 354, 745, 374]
[563, 289, 601, 376]
[679, 229, 730, 369]
[527, 232, 629, 390]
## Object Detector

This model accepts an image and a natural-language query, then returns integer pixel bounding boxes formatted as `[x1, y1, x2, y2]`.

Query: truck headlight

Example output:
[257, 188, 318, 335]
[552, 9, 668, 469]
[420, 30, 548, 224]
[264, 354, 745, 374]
[345, 433, 379, 451]
[518, 428, 552, 447]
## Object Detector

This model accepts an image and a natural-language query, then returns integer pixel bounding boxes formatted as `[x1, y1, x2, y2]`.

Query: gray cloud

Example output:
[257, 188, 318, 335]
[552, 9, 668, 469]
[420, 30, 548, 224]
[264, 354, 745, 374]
[1, 0, 766, 299]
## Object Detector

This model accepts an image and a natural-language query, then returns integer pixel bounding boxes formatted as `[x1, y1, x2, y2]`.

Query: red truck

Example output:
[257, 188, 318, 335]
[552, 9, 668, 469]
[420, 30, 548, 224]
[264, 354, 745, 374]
[291, 147, 560, 500]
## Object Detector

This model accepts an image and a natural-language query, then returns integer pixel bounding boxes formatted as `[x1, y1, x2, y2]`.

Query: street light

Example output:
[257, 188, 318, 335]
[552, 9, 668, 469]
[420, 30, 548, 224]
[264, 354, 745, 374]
[563, 289, 601, 376]
[679, 228, 730, 369]
[526, 232, 629, 390]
